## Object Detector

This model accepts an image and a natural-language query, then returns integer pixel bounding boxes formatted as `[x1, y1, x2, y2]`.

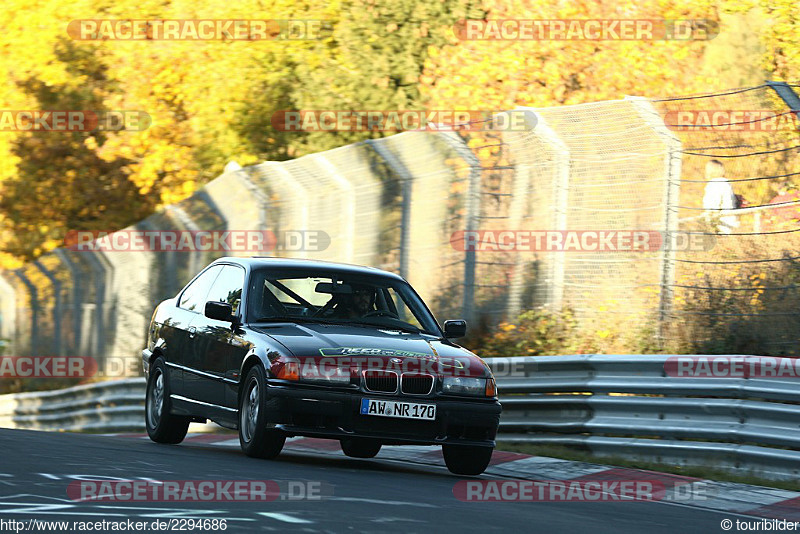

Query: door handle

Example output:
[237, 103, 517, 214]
[188, 326, 197, 338]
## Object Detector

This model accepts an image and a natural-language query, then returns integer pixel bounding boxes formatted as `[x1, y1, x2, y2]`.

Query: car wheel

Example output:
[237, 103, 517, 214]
[442, 444, 494, 475]
[145, 358, 190, 444]
[340, 438, 382, 459]
[239, 365, 285, 459]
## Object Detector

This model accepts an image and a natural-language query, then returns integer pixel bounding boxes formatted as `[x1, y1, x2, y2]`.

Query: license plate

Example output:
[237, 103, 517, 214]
[360, 398, 436, 420]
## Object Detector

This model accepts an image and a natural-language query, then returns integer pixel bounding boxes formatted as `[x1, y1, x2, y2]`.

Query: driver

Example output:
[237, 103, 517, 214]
[334, 284, 376, 318]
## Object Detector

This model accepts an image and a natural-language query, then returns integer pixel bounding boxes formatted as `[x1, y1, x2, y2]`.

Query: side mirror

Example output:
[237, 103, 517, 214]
[205, 301, 234, 322]
[443, 319, 467, 339]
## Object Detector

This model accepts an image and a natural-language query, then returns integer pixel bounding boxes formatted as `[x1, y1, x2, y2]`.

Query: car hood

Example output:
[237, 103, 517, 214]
[251, 323, 489, 378]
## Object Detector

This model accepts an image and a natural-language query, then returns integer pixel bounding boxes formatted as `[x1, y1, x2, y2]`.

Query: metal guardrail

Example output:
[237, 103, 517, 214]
[0, 378, 145, 432]
[486, 355, 800, 481]
[3, 355, 800, 480]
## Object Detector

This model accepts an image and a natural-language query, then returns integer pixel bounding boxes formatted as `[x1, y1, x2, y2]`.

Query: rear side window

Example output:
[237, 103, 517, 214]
[178, 265, 223, 312]
[205, 265, 245, 315]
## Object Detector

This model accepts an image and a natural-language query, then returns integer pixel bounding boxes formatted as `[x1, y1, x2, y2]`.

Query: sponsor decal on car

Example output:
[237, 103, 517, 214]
[314, 347, 470, 375]
[320, 347, 432, 358]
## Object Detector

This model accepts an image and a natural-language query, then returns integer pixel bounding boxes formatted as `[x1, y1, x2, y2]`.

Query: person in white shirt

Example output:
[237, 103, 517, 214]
[702, 159, 739, 234]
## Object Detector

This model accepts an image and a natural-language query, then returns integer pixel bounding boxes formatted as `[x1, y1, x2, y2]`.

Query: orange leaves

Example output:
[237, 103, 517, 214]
[420, 0, 723, 113]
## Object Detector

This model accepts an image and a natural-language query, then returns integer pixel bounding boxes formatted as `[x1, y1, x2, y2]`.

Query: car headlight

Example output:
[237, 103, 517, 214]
[302, 367, 351, 385]
[442, 376, 496, 397]
[276, 361, 351, 384]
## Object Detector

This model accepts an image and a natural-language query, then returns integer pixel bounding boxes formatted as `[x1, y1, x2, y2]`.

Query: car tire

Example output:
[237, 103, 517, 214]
[442, 444, 494, 475]
[340, 438, 382, 459]
[239, 365, 286, 459]
[145, 358, 190, 444]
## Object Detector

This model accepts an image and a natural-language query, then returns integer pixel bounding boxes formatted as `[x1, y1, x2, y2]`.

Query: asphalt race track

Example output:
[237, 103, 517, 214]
[0, 428, 759, 533]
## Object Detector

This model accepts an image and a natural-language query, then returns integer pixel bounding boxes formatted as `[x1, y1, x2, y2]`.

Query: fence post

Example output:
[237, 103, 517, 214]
[0, 272, 17, 351]
[366, 139, 412, 281]
[137, 217, 177, 297]
[505, 161, 530, 318]
[315, 155, 356, 264]
[439, 132, 481, 322]
[11, 271, 38, 356]
[627, 97, 683, 346]
[504, 109, 570, 313]
[260, 162, 310, 259]
[235, 167, 271, 233]
[33, 260, 62, 356]
[766, 81, 800, 115]
[165, 205, 201, 275]
[82, 251, 111, 359]
[54, 250, 83, 356]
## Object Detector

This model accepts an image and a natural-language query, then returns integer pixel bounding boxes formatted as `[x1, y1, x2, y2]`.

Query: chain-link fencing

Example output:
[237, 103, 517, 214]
[1, 83, 798, 381]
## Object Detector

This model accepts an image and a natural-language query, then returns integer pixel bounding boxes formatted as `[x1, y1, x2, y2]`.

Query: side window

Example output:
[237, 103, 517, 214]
[386, 287, 422, 328]
[179, 265, 223, 312]
[206, 265, 245, 315]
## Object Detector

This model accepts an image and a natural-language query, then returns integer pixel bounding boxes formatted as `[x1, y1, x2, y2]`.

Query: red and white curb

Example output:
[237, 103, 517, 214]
[111, 432, 800, 520]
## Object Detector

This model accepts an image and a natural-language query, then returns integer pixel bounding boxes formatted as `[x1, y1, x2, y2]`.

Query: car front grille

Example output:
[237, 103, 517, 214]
[363, 371, 398, 393]
[400, 373, 434, 395]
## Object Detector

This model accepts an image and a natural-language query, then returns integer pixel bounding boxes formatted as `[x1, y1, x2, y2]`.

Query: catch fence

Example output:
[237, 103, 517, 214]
[1, 83, 799, 378]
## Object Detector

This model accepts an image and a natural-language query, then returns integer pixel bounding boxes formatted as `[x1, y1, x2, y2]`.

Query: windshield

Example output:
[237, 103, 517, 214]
[246, 268, 441, 335]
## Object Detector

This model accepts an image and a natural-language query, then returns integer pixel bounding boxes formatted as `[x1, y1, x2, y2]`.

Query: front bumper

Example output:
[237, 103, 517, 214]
[265, 384, 502, 447]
